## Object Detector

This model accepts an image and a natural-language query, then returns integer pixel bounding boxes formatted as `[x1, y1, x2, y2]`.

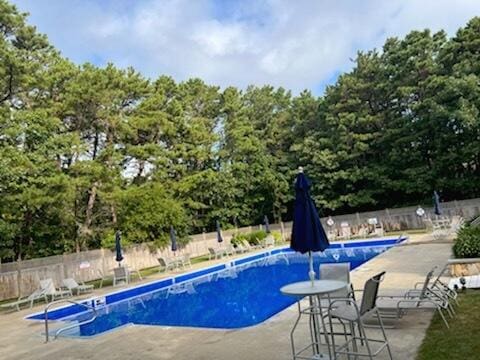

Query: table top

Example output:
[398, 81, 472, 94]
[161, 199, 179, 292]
[280, 280, 347, 296]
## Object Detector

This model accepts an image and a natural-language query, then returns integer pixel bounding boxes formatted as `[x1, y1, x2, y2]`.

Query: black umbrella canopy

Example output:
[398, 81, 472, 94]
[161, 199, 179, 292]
[291, 168, 329, 285]
[291, 170, 329, 254]
[264, 215, 271, 234]
[216, 220, 223, 243]
[115, 231, 124, 265]
[433, 191, 442, 216]
[170, 226, 178, 252]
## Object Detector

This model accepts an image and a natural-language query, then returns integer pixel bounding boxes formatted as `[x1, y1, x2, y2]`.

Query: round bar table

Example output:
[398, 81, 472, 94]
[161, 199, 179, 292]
[281, 280, 347, 360]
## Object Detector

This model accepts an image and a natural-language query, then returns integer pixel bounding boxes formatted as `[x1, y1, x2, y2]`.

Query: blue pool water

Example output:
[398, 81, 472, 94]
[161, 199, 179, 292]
[28, 238, 405, 337]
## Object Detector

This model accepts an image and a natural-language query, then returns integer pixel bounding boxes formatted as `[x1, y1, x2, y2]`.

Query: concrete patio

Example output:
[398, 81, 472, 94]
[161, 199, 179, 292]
[0, 235, 453, 360]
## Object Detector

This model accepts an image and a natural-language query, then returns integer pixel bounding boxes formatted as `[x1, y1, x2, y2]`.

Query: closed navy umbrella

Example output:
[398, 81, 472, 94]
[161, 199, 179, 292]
[170, 226, 178, 253]
[291, 168, 329, 285]
[264, 215, 271, 234]
[115, 231, 124, 267]
[433, 191, 441, 216]
[216, 220, 223, 243]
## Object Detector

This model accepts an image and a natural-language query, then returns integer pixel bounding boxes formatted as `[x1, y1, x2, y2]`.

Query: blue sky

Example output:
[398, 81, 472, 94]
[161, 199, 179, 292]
[11, 0, 480, 95]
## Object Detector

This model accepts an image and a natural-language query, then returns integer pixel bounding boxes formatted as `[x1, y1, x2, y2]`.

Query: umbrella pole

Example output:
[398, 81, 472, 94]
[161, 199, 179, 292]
[308, 251, 315, 286]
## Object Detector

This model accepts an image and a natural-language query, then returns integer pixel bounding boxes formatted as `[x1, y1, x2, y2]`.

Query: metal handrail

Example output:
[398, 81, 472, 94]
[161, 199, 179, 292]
[44, 299, 97, 343]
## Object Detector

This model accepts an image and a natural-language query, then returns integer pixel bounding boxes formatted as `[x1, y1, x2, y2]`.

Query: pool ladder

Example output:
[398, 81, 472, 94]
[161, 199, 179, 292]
[44, 299, 97, 343]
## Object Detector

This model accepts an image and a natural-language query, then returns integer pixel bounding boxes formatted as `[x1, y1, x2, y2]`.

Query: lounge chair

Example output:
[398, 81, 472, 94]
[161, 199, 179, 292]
[40, 279, 72, 300]
[181, 254, 192, 269]
[0, 287, 48, 311]
[231, 243, 247, 253]
[225, 244, 235, 256]
[158, 257, 176, 273]
[242, 240, 261, 251]
[264, 235, 275, 248]
[208, 247, 226, 260]
[62, 278, 94, 295]
[328, 272, 393, 360]
[376, 269, 454, 328]
[379, 266, 457, 307]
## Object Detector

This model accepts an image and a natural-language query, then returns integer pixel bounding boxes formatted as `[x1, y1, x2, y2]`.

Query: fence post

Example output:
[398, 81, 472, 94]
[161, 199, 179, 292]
[16, 260, 21, 298]
[62, 254, 68, 279]
[101, 248, 107, 277]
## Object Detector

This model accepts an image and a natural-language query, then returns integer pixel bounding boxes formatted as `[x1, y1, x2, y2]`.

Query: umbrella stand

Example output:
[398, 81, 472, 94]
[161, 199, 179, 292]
[308, 251, 315, 287]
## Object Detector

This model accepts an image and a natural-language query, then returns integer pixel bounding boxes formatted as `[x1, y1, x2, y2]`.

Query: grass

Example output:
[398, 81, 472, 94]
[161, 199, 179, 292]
[85, 256, 212, 289]
[416, 290, 480, 360]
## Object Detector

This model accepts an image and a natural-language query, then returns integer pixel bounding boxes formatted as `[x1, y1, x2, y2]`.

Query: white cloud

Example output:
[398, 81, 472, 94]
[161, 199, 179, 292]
[11, 0, 480, 94]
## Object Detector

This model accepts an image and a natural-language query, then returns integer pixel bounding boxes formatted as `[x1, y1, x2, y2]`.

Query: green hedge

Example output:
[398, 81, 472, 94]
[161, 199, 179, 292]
[453, 225, 480, 258]
[231, 230, 284, 247]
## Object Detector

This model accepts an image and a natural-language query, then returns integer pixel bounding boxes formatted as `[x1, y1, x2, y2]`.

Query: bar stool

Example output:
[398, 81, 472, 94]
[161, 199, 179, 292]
[327, 272, 393, 360]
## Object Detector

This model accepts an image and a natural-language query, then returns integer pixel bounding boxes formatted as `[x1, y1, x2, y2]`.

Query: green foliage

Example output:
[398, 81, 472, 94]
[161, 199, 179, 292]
[230, 233, 248, 247]
[101, 230, 131, 251]
[116, 183, 189, 247]
[248, 230, 267, 245]
[1, 0, 480, 261]
[453, 226, 480, 258]
[271, 231, 283, 244]
[231, 230, 268, 246]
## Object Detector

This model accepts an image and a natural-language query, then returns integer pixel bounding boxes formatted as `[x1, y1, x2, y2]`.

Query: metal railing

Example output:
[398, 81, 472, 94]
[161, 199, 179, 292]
[44, 299, 97, 342]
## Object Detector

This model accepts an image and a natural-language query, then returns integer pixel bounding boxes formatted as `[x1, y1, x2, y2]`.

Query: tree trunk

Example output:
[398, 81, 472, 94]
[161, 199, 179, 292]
[111, 203, 117, 227]
[80, 181, 99, 251]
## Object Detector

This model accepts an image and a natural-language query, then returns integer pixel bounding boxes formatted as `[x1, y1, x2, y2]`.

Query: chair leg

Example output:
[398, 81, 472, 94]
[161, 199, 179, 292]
[349, 321, 359, 358]
[376, 309, 393, 360]
[438, 308, 450, 328]
[357, 320, 374, 360]
[448, 303, 456, 317]
[445, 305, 454, 318]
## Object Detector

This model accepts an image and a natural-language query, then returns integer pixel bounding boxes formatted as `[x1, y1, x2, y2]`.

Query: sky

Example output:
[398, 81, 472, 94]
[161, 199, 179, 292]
[11, 0, 480, 95]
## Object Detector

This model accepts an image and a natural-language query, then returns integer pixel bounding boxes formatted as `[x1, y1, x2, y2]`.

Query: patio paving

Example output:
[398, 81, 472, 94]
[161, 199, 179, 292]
[0, 234, 453, 360]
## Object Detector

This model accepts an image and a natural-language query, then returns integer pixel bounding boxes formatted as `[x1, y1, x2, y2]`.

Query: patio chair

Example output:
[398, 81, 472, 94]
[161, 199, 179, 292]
[376, 268, 454, 328]
[319, 262, 354, 300]
[127, 266, 143, 281]
[233, 243, 248, 253]
[242, 240, 261, 251]
[158, 257, 176, 273]
[113, 267, 129, 286]
[0, 287, 48, 311]
[62, 278, 94, 295]
[328, 272, 393, 360]
[264, 235, 275, 248]
[379, 266, 457, 307]
[208, 247, 225, 260]
[40, 279, 72, 300]
[225, 244, 235, 257]
[181, 254, 192, 269]
[412, 265, 458, 306]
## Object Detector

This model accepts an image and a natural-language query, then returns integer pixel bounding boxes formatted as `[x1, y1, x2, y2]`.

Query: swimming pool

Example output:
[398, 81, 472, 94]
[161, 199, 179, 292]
[28, 237, 405, 337]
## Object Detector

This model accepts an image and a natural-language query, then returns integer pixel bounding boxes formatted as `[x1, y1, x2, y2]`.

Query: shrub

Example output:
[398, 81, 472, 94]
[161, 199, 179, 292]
[231, 233, 248, 246]
[101, 230, 132, 251]
[231, 230, 269, 246]
[248, 230, 267, 245]
[453, 225, 480, 258]
[271, 231, 283, 244]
